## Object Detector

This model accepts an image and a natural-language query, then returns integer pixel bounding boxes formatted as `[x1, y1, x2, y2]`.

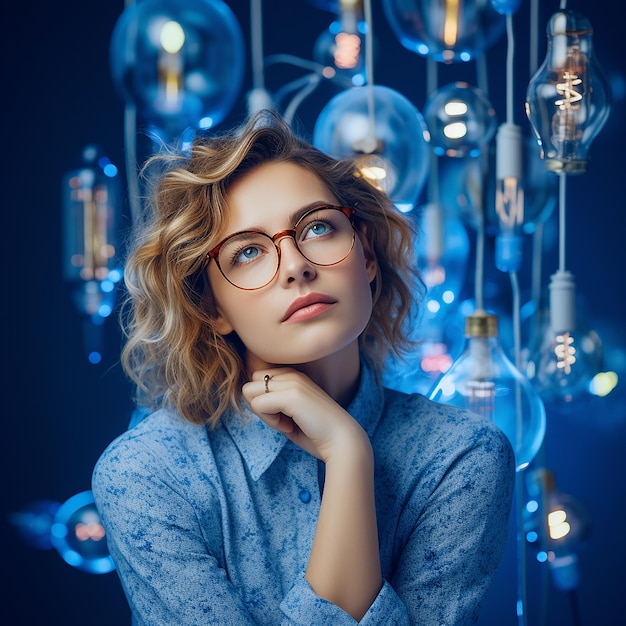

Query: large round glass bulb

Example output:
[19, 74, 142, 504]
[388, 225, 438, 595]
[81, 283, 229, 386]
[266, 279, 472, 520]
[382, 0, 506, 63]
[424, 82, 497, 158]
[313, 85, 430, 212]
[110, 0, 245, 143]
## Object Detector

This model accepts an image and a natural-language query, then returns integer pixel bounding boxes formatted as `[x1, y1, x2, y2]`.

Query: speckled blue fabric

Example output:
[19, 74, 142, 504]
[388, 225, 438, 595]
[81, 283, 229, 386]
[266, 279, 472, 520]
[92, 361, 515, 625]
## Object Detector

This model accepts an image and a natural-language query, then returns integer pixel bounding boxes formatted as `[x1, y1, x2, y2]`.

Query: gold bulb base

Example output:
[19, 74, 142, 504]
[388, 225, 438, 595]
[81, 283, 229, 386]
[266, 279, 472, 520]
[464, 309, 498, 338]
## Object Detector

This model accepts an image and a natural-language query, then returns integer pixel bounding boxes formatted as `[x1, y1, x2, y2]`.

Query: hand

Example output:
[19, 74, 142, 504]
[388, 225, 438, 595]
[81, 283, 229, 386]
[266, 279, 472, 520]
[242, 368, 370, 463]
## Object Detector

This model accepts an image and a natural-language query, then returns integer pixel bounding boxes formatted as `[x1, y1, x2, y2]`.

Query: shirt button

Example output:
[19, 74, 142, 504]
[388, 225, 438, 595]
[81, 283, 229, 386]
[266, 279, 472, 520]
[298, 489, 311, 503]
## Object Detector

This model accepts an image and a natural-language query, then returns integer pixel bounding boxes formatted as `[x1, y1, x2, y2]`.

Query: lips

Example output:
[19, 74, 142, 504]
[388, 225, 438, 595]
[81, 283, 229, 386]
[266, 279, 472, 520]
[281, 292, 337, 322]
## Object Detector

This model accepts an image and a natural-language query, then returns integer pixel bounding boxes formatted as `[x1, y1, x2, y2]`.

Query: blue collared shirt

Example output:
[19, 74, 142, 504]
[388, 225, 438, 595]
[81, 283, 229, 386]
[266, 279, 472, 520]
[92, 362, 515, 625]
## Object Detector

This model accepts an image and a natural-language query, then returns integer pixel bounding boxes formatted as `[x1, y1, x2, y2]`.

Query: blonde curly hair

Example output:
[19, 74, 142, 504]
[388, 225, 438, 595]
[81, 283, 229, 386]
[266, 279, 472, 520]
[121, 110, 423, 427]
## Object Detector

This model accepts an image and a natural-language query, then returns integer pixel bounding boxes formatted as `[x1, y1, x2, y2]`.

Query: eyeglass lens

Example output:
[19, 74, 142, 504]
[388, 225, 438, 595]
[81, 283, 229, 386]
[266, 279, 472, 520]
[216, 206, 355, 289]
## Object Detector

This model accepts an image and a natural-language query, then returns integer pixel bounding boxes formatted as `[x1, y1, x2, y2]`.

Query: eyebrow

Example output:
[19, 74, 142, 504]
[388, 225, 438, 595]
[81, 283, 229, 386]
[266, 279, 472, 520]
[241, 201, 337, 234]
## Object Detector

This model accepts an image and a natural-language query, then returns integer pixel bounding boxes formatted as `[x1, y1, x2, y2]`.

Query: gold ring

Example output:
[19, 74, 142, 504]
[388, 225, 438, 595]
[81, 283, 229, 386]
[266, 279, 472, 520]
[264, 374, 272, 393]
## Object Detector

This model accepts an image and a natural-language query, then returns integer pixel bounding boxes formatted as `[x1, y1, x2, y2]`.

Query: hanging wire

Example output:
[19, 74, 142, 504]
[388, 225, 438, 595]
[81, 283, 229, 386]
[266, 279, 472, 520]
[250, 0, 265, 92]
[283, 74, 323, 125]
[499, 9, 530, 626]
[121, 0, 142, 226]
[362, 0, 376, 138]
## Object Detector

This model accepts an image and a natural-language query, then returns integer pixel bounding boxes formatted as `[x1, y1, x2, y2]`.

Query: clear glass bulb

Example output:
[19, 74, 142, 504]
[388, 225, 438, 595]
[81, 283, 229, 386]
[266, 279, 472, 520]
[423, 82, 498, 158]
[523, 295, 603, 405]
[493, 122, 524, 272]
[49, 491, 115, 574]
[62, 145, 124, 363]
[524, 469, 591, 591]
[109, 0, 245, 143]
[429, 310, 546, 471]
[313, 84, 430, 212]
[382, 0, 506, 63]
[525, 9, 611, 174]
[313, 2, 368, 87]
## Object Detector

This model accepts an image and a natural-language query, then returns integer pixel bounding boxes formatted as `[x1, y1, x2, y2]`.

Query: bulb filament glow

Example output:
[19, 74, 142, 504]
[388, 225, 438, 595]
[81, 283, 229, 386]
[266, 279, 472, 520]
[555, 331, 576, 374]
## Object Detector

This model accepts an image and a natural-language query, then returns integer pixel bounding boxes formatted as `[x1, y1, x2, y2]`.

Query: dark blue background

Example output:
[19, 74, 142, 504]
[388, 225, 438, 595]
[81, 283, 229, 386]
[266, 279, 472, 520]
[3, 1, 624, 624]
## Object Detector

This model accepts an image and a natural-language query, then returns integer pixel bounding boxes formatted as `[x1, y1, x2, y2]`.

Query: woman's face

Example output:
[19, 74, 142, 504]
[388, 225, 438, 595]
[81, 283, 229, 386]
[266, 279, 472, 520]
[207, 160, 377, 371]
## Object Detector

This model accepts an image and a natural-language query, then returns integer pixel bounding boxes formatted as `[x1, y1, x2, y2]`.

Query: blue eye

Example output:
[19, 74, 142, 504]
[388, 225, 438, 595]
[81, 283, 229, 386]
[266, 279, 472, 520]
[235, 246, 260, 263]
[302, 219, 333, 240]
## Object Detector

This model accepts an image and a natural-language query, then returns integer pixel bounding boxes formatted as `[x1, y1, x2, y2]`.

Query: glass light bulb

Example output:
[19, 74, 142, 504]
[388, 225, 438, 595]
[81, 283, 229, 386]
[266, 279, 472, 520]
[523, 469, 591, 591]
[424, 82, 497, 157]
[62, 145, 123, 319]
[313, 85, 430, 211]
[429, 310, 546, 471]
[523, 295, 603, 405]
[110, 0, 245, 143]
[382, 0, 505, 63]
[49, 491, 115, 574]
[493, 122, 524, 272]
[313, 6, 368, 86]
[525, 9, 611, 174]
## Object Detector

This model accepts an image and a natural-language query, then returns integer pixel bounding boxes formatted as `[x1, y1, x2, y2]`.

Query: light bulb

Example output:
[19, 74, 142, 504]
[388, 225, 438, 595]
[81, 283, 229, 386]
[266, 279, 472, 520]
[49, 491, 115, 575]
[494, 122, 524, 272]
[62, 145, 123, 318]
[446, 133, 557, 235]
[525, 9, 611, 174]
[62, 145, 124, 363]
[429, 310, 546, 471]
[423, 82, 498, 157]
[382, 0, 506, 63]
[524, 469, 591, 591]
[313, 85, 430, 212]
[110, 0, 245, 143]
[313, 1, 368, 86]
[523, 292, 603, 405]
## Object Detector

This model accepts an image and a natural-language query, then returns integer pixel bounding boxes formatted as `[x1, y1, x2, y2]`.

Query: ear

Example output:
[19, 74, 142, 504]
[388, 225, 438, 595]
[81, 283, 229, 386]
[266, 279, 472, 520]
[213, 305, 235, 336]
[357, 222, 378, 284]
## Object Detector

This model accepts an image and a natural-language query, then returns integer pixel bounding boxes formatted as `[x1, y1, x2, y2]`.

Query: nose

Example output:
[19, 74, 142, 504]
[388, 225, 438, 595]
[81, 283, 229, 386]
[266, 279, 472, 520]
[275, 235, 317, 285]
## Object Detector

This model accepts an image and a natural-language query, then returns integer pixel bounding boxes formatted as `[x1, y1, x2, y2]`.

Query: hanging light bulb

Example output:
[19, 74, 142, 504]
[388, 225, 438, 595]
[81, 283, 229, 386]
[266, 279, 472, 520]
[524, 469, 591, 592]
[523, 297, 603, 405]
[109, 0, 245, 143]
[424, 82, 498, 158]
[429, 309, 546, 471]
[313, 84, 430, 212]
[382, 0, 506, 63]
[313, 0, 368, 86]
[62, 145, 123, 364]
[493, 122, 524, 272]
[9, 492, 115, 575]
[49, 491, 115, 575]
[525, 9, 611, 174]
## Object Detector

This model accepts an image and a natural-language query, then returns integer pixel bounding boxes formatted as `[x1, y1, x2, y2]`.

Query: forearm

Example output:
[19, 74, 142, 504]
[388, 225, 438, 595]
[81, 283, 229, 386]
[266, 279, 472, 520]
[305, 431, 382, 621]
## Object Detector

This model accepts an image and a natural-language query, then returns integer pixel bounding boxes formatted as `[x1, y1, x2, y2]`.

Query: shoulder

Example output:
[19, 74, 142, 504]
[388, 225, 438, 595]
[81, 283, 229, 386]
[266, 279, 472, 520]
[92, 408, 219, 493]
[378, 387, 515, 475]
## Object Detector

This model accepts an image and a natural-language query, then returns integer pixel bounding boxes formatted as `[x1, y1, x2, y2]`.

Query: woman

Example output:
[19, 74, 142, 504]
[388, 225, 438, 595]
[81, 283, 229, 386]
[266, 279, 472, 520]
[92, 110, 515, 625]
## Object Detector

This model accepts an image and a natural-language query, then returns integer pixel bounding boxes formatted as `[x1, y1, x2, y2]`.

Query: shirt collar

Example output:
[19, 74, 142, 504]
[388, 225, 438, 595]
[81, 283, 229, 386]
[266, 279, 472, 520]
[221, 359, 384, 481]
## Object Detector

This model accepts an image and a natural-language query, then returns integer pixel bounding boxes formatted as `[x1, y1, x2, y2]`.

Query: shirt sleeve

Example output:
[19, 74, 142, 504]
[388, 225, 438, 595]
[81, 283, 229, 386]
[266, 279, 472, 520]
[280, 576, 410, 625]
[389, 418, 516, 625]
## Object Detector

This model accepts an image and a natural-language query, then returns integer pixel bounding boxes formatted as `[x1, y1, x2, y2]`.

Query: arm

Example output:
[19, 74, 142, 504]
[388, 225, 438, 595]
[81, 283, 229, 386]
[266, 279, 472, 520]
[389, 418, 516, 625]
[92, 435, 261, 626]
[244, 368, 382, 621]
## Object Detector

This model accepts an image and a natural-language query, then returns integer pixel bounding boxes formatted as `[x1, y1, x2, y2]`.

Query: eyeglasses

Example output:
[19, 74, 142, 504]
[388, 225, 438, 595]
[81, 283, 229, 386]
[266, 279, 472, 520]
[208, 204, 356, 290]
